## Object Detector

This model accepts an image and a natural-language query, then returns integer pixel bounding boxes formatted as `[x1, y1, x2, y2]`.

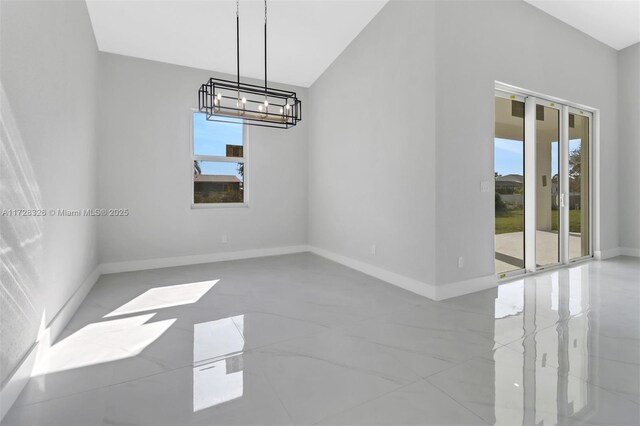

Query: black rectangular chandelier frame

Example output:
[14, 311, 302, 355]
[198, 0, 301, 129]
[199, 78, 302, 129]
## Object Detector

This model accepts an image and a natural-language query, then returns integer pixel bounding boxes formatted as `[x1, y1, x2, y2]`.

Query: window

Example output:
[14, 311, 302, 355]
[192, 113, 246, 206]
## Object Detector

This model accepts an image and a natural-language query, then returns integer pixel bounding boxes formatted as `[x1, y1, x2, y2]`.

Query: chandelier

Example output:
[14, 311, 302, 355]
[198, 0, 302, 129]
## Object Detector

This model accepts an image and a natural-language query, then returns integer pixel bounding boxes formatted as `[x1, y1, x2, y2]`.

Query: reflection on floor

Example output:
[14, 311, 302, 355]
[3, 254, 639, 425]
[495, 230, 584, 274]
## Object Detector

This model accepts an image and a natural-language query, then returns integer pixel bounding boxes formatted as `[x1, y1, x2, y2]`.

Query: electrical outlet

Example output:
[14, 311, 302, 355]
[221, 234, 228, 243]
[481, 181, 492, 193]
[457, 256, 464, 268]
[371, 244, 377, 256]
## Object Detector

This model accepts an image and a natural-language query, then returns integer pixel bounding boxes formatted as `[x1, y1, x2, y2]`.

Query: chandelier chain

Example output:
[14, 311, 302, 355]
[264, 0, 268, 92]
[236, 0, 240, 88]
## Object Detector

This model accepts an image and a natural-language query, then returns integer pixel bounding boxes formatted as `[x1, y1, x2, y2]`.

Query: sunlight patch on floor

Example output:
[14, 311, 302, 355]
[104, 280, 218, 318]
[32, 313, 175, 376]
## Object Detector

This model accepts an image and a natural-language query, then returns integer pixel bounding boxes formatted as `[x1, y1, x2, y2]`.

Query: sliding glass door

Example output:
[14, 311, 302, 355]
[494, 92, 592, 276]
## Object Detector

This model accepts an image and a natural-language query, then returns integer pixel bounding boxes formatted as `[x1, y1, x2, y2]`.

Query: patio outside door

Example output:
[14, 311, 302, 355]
[494, 91, 592, 277]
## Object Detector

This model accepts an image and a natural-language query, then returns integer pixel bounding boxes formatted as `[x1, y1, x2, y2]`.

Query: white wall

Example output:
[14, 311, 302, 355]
[97, 53, 308, 265]
[308, 0, 437, 288]
[0, 0, 99, 385]
[617, 43, 640, 252]
[308, 0, 620, 292]
[433, 0, 619, 285]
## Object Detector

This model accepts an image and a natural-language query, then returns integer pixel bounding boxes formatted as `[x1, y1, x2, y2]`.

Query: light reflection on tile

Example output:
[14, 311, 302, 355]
[192, 315, 246, 412]
[428, 345, 639, 426]
[193, 315, 244, 363]
[193, 355, 244, 412]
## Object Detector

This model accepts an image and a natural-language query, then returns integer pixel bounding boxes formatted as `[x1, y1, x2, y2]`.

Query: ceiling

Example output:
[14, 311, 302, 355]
[85, 0, 388, 88]
[86, 0, 638, 88]
[524, 0, 640, 50]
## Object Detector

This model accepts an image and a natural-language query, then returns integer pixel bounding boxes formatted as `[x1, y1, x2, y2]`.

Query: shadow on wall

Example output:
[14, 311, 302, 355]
[0, 81, 44, 386]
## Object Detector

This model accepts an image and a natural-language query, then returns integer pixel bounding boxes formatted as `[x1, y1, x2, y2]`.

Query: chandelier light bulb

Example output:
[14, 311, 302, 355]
[280, 107, 284, 114]
[264, 100, 269, 107]
[216, 93, 222, 101]
[285, 104, 290, 110]
[258, 105, 263, 112]
[242, 97, 246, 104]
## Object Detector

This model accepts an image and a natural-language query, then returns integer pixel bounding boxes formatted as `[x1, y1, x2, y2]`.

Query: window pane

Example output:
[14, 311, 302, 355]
[495, 96, 525, 274]
[193, 113, 243, 157]
[194, 161, 244, 204]
[569, 114, 589, 259]
[536, 105, 560, 267]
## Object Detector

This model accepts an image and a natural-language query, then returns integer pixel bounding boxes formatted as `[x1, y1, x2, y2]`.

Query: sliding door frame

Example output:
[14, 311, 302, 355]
[524, 96, 537, 273]
[533, 97, 563, 272]
[495, 82, 598, 278]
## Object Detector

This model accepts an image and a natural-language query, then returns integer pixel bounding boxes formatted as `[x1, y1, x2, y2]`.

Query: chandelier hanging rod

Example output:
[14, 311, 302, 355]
[236, 0, 240, 89]
[198, 0, 301, 129]
[264, 0, 267, 92]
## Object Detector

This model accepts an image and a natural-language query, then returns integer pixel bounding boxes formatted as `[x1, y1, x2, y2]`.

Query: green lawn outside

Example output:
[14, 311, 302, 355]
[554, 210, 583, 233]
[495, 209, 583, 234]
[495, 209, 524, 234]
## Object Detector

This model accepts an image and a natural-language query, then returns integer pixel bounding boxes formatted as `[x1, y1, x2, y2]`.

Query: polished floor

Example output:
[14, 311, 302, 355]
[3, 253, 639, 425]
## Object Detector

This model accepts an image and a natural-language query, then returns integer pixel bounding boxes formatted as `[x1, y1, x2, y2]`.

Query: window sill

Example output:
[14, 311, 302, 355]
[191, 203, 249, 210]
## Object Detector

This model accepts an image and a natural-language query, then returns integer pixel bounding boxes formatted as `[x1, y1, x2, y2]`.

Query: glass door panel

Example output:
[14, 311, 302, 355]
[495, 96, 525, 274]
[535, 104, 560, 268]
[569, 113, 590, 259]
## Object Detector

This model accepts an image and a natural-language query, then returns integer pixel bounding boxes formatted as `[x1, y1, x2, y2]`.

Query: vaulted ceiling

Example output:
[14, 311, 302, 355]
[85, 0, 388, 88]
[85, 0, 639, 89]
[524, 0, 640, 50]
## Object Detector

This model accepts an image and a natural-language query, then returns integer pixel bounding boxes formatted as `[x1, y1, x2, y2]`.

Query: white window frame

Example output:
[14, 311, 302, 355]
[190, 110, 249, 209]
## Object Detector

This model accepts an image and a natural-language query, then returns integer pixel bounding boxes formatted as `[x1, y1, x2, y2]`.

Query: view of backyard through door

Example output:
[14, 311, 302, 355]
[494, 96, 525, 274]
[494, 93, 591, 275]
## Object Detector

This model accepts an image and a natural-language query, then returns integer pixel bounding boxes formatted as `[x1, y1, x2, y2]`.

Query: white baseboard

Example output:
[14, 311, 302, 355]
[45, 266, 101, 342]
[0, 265, 101, 421]
[435, 274, 498, 300]
[99, 245, 310, 274]
[620, 247, 640, 257]
[309, 246, 438, 300]
[594, 247, 640, 260]
[308, 246, 498, 301]
[594, 247, 621, 260]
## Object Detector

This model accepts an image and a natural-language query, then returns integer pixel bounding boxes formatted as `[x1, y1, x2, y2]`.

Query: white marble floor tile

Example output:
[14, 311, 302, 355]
[318, 379, 489, 425]
[255, 344, 411, 425]
[101, 354, 293, 425]
[13, 322, 194, 407]
[4, 254, 639, 426]
[427, 346, 640, 425]
[338, 306, 500, 377]
[1, 386, 109, 426]
[259, 327, 423, 387]
[505, 315, 640, 405]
